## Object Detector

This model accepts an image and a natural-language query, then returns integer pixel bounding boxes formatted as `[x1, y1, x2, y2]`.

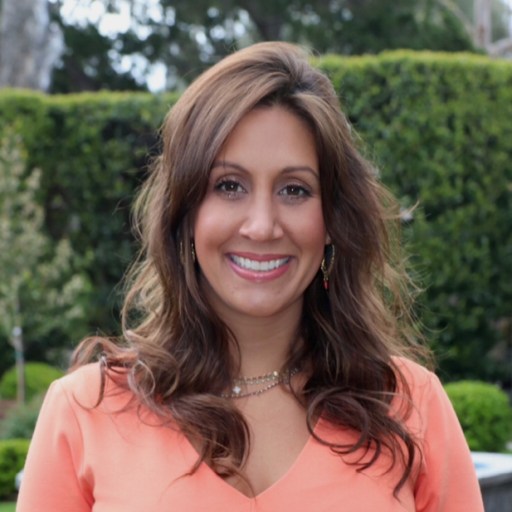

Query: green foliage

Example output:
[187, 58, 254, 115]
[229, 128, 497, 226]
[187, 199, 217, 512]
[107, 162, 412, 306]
[0, 439, 29, 499]
[0, 395, 43, 440]
[0, 91, 177, 370]
[0, 341, 14, 381]
[316, 51, 512, 380]
[0, 129, 92, 374]
[48, 0, 476, 92]
[445, 381, 512, 452]
[0, 363, 62, 402]
[0, 53, 511, 382]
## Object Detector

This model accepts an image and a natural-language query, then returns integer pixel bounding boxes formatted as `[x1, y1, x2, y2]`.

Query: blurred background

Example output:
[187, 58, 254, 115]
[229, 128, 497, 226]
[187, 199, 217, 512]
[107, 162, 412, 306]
[2, 0, 512, 92]
[1, 2, 512, 506]
[0, 0, 511, 413]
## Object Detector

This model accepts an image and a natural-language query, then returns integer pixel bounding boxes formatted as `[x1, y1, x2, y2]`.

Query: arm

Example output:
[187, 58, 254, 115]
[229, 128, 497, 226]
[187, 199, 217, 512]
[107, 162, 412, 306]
[414, 370, 484, 512]
[16, 379, 93, 512]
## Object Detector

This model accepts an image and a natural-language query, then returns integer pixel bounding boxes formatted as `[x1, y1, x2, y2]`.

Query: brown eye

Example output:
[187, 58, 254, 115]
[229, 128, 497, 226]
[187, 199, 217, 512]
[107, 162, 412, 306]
[280, 184, 311, 197]
[215, 179, 246, 198]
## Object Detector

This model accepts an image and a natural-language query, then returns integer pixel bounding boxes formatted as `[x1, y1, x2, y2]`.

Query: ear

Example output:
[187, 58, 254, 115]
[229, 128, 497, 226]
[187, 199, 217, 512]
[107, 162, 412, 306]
[325, 232, 332, 245]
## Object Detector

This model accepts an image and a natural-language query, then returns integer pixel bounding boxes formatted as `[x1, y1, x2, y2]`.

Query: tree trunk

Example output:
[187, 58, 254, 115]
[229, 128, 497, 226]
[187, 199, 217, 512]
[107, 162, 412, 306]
[474, 0, 492, 49]
[0, 0, 63, 90]
[11, 326, 25, 405]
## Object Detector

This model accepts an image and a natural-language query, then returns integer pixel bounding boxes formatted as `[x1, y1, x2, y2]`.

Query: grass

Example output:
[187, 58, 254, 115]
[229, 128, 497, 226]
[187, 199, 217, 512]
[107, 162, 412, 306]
[0, 502, 15, 512]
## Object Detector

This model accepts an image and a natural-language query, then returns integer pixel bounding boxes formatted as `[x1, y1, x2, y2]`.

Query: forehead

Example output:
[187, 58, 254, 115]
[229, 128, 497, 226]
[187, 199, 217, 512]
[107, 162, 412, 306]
[215, 106, 318, 171]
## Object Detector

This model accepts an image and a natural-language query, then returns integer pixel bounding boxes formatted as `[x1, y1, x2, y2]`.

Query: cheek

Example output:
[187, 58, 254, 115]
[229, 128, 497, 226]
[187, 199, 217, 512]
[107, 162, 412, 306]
[309, 226, 328, 262]
[285, 207, 327, 260]
[193, 200, 232, 253]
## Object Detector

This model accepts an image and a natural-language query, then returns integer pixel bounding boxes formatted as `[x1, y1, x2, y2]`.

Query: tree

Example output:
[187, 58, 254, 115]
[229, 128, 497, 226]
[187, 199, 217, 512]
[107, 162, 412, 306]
[0, 131, 90, 402]
[47, 0, 476, 93]
[0, 0, 64, 90]
[439, 0, 512, 55]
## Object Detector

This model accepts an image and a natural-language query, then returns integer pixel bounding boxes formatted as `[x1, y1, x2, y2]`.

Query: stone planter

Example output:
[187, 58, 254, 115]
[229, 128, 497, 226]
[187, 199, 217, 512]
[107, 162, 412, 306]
[472, 452, 512, 512]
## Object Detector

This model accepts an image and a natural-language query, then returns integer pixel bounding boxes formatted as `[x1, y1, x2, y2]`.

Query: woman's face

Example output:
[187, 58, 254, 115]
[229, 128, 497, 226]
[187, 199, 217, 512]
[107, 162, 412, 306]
[193, 106, 329, 324]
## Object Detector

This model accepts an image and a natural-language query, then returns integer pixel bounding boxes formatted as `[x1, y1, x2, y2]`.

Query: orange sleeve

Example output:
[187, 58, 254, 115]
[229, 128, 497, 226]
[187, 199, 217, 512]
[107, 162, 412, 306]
[413, 369, 484, 512]
[16, 379, 93, 511]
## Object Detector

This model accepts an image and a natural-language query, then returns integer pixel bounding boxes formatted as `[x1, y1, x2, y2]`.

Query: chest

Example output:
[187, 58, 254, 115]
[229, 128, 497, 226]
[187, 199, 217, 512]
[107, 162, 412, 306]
[80, 413, 415, 512]
[225, 395, 312, 496]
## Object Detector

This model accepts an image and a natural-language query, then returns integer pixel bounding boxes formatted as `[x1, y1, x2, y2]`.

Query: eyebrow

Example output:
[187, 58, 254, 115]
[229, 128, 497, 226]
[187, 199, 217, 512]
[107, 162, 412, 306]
[211, 160, 319, 178]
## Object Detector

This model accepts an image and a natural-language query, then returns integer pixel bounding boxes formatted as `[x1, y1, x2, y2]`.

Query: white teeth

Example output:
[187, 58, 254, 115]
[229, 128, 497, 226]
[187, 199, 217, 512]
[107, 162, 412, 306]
[231, 255, 289, 272]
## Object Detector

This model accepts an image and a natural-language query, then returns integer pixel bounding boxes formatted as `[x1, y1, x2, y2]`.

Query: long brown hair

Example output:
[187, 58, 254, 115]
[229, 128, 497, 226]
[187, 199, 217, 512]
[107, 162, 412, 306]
[72, 42, 429, 494]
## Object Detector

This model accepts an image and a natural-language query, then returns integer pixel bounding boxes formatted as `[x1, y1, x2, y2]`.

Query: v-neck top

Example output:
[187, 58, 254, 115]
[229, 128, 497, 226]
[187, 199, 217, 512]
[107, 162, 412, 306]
[17, 359, 483, 511]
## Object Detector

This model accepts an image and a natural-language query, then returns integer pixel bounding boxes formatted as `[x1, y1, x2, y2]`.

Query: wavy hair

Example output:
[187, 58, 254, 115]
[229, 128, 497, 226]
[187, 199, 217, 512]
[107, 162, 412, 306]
[72, 42, 429, 494]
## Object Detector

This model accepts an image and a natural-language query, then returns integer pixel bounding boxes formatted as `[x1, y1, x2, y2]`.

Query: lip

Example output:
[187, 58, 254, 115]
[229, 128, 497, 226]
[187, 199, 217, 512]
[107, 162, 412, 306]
[227, 252, 292, 282]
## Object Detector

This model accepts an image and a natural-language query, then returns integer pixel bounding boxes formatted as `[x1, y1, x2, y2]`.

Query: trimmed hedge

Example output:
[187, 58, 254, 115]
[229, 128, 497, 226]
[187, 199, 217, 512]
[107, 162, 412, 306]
[0, 439, 29, 499]
[318, 51, 512, 380]
[0, 51, 511, 381]
[0, 91, 178, 373]
[0, 363, 63, 402]
[445, 380, 512, 452]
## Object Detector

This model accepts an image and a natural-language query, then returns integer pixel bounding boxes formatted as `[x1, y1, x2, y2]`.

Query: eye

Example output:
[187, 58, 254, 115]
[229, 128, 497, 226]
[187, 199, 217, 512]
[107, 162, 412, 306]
[279, 184, 311, 198]
[214, 178, 246, 198]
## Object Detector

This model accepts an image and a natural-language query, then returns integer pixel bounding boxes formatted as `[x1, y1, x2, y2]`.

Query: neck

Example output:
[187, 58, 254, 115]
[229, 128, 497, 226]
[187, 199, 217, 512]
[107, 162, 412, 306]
[220, 307, 302, 377]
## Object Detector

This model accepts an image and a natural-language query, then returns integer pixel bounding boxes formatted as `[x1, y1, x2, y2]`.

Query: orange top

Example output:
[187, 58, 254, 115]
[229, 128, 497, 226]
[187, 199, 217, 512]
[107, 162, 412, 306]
[17, 359, 483, 511]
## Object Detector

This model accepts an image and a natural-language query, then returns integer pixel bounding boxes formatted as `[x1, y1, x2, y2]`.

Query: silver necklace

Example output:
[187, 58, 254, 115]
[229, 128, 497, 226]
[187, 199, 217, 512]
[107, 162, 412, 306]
[221, 368, 299, 399]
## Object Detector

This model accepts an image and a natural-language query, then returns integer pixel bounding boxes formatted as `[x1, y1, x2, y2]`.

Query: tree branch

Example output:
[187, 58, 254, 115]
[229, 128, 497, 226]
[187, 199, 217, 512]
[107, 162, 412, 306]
[437, 0, 476, 42]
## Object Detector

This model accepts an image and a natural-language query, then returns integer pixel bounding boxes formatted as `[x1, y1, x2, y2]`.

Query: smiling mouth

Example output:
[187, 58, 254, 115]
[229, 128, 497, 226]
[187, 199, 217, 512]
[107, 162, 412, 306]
[230, 255, 290, 272]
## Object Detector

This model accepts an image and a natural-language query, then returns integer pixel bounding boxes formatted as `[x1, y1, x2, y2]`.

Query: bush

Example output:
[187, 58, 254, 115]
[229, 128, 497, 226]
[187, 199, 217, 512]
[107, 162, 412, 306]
[445, 380, 512, 452]
[0, 439, 29, 499]
[0, 395, 44, 440]
[0, 53, 511, 381]
[316, 52, 512, 381]
[0, 362, 62, 402]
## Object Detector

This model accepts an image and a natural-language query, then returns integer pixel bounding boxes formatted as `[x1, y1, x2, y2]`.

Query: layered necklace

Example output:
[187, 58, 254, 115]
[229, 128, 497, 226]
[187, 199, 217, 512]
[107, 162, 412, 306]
[221, 367, 299, 399]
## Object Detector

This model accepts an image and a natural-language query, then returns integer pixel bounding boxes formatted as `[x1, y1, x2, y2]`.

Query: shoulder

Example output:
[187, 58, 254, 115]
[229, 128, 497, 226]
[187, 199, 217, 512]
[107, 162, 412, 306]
[391, 357, 448, 426]
[394, 367, 485, 509]
[391, 357, 461, 438]
[392, 356, 439, 395]
[49, 363, 134, 412]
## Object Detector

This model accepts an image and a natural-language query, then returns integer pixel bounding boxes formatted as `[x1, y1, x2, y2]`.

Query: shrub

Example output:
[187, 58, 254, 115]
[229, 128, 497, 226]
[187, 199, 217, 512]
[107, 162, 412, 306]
[0, 394, 44, 440]
[316, 52, 512, 381]
[445, 380, 512, 452]
[0, 362, 62, 401]
[0, 439, 30, 499]
[0, 91, 176, 377]
[0, 54, 511, 381]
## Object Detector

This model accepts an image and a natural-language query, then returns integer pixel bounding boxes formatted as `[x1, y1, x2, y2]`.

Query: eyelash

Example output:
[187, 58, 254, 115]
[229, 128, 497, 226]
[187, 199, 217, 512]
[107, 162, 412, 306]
[213, 178, 312, 201]
[214, 178, 245, 198]
[279, 184, 312, 198]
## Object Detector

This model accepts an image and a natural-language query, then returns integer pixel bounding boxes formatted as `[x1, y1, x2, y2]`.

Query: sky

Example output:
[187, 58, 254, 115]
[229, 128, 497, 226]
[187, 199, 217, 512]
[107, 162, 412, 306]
[58, 0, 169, 91]
[56, 0, 512, 92]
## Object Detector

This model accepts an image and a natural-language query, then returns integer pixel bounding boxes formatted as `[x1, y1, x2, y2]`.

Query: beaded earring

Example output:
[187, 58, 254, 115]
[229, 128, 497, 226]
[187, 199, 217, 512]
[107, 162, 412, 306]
[179, 239, 196, 265]
[320, 244, 335, 290]
[190, 240, 196, 262]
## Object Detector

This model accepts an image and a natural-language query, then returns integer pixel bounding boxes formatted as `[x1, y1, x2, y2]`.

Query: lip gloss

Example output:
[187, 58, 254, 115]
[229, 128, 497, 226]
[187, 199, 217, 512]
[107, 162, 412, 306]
[227, 253, 292, 283]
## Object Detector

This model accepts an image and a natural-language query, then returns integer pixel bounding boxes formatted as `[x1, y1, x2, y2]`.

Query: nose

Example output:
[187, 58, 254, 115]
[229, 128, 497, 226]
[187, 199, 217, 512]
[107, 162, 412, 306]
[238, 194, 284, 241]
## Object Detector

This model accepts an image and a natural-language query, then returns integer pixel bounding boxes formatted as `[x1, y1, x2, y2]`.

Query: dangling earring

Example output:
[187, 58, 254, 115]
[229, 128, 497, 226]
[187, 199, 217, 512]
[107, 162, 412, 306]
[191, 240, 196, 262]
[179, 239, 196, 265]
[321, 244, 335, 290]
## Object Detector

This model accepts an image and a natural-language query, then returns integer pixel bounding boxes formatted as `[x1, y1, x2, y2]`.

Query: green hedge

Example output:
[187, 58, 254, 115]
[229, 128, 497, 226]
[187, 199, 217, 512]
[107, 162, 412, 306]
[0, 439, 29, 499]
[0, 363, 63, 401]
[0, 51, 511, 381]
[445, 380, 512, 452]
[316, 51, 512, 380]
[0, 91, 177, 374]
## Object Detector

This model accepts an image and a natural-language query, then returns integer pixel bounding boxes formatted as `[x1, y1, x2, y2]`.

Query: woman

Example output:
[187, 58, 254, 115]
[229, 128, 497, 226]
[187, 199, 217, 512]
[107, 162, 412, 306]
[17, 42, 483, 511]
